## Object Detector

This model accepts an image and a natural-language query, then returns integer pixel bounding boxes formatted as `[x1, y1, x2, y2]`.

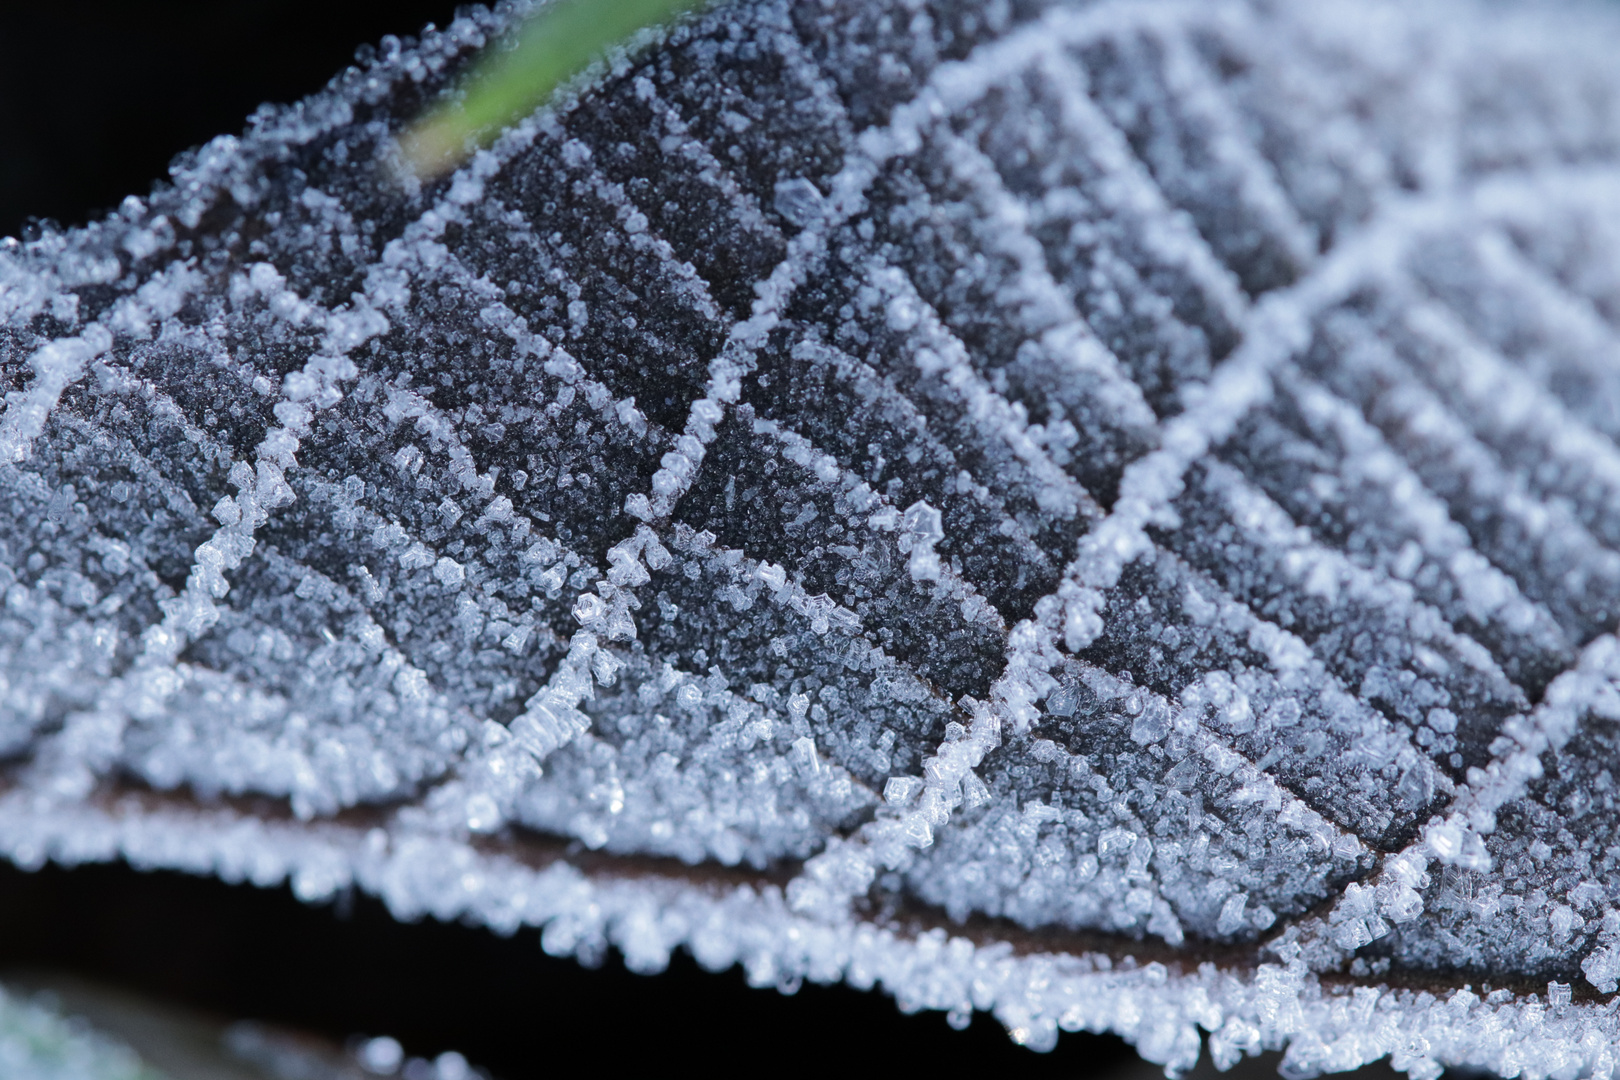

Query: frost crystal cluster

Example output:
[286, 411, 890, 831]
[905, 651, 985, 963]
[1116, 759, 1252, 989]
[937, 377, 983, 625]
[3, 0, 1620, 1075]
[0, 987, 154, 1080]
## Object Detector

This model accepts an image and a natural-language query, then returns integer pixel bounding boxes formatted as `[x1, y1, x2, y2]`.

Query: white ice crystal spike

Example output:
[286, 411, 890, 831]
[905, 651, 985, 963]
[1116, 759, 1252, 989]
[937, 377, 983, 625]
[1065, 542, 1450, 843]
[1376, 709, 1620, 986]
[456, 152, 730, 436]
[131, 550, 477, 812]
[853, 125, 1164, 493]
[1389, 294, 1620, 574]
[1413, 228, 1620, 444]
[1218, 370, 1576, 695]
[736, 337, 1063, 620]
[1181, 18, 1388, 249]
[515, 650, 876, 867]
[908, 659, 1366, 942]
[670, 411, 1008, 698]
[1497, 199, 1620, 333]
[560, 75, 789, 320]
[1300, 303, 1620, 649]
[1163, 457, 1528, 780]
[775, 241, 1102, 548]
[1074, 29, 1313, 298]
[961, 62, 1245, 423]
[8, 0, 1620, 1074]
[635, 530, 956, 788]
[785, 0, 1016, 132]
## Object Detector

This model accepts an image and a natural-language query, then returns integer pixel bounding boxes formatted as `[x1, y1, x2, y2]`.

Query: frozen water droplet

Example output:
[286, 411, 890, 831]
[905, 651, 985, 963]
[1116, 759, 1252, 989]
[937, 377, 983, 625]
[360, 1036, 404, 1075]
[772, 177, 825, 227]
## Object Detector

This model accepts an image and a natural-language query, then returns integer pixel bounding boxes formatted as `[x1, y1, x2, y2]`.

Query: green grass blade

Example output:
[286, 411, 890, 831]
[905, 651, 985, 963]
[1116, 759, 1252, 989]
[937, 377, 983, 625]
[400, 0, 708, 178]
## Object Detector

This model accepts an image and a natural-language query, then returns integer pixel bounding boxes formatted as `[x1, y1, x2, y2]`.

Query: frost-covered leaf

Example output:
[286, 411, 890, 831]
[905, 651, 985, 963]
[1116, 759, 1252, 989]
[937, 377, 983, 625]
[3, 0, 1620, 1076]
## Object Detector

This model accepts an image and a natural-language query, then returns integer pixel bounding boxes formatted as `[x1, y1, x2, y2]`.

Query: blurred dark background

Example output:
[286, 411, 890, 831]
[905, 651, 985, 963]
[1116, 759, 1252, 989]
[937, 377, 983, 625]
[0, 0, 459, 239]
[0, 861, 1160, 1078]
[0, 3, 1152, 1075]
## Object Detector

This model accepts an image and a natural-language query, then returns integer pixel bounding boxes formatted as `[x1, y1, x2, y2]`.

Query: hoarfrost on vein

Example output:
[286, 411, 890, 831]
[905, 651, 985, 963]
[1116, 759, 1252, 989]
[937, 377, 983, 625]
[3, 0, 1620, 1076]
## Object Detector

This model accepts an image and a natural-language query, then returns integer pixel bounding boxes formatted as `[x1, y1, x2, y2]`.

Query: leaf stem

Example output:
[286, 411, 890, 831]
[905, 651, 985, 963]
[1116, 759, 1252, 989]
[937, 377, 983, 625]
[399, 0, 708, 179]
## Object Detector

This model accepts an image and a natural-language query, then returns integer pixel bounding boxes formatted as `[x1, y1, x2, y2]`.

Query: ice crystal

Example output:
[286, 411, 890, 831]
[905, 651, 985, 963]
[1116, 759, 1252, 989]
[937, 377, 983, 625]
[3, 0, 1620, 1076]
[0, 986, 157, 1080]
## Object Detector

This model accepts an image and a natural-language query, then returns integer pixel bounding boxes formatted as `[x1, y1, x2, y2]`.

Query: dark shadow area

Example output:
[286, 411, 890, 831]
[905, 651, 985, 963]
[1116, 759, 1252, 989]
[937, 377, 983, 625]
[0, 0, 466, 239]
[0, 859, 1151, 1078]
